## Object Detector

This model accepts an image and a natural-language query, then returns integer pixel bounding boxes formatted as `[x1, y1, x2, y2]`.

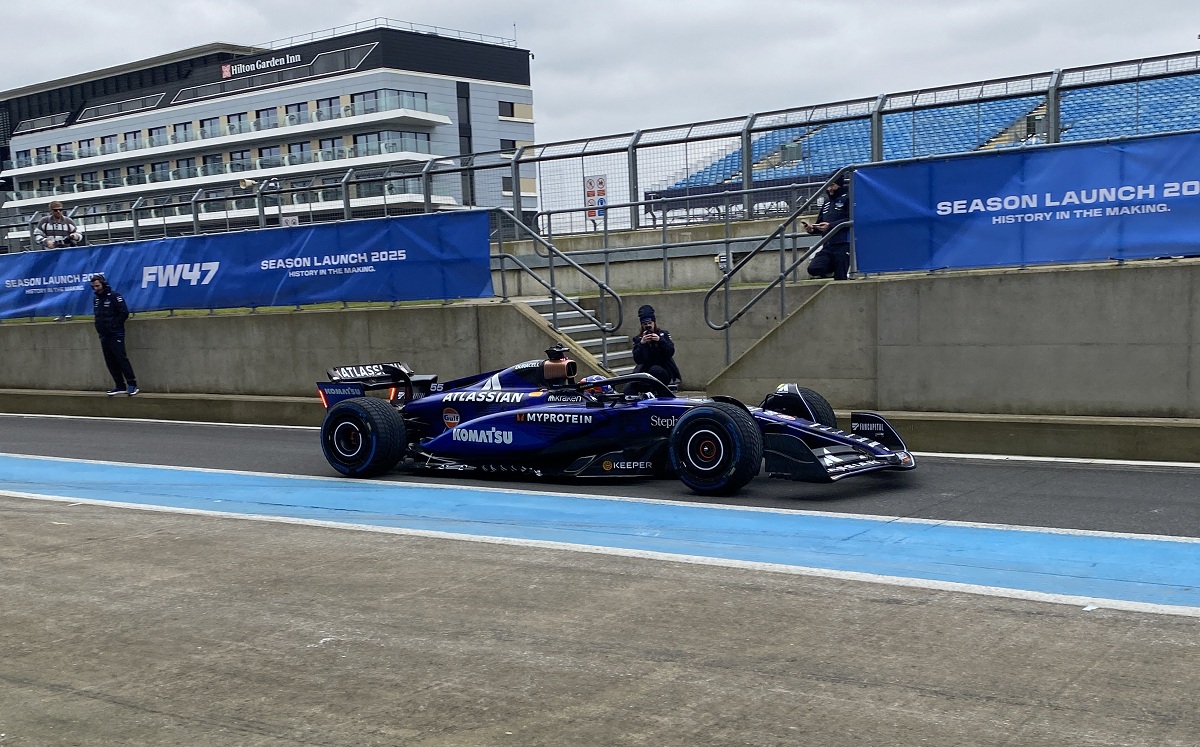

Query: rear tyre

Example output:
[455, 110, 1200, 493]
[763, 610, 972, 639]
[761, 384, 838, 428]
[320, 397, 407, 477]
[668, 402, 763, 496]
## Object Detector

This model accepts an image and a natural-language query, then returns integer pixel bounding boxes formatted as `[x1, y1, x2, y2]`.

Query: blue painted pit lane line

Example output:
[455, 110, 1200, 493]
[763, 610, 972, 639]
[2, 453, 1199, 616]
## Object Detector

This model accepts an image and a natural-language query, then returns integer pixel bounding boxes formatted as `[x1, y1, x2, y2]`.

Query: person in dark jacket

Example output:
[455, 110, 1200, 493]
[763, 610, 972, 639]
[91, 274, 139, 396]
[631, 304, 681, 387]
[804, 174, 852, 280]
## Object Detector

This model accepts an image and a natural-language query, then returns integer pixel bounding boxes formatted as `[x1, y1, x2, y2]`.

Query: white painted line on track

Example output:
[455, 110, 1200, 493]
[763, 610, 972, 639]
[4, 451, 1199, 544]
[0, 412, 316, 430]
[912, 450, 1200, 469]
[6, 488, 1198, 619]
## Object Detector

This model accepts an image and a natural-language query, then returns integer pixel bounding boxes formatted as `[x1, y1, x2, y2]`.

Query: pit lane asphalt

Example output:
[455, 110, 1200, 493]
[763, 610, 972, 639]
[3, 414, 1200, 746]
[3, 413, 1199, 538]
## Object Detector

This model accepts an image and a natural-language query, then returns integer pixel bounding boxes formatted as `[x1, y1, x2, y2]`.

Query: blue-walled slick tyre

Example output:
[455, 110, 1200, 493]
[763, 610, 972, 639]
[762, 384, 838, 429]
[321, 397, 407, 477]
[668, 402, 763, 495]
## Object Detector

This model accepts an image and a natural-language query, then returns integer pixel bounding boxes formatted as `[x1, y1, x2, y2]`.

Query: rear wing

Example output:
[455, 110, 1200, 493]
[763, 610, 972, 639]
[318, 361, 438, 409]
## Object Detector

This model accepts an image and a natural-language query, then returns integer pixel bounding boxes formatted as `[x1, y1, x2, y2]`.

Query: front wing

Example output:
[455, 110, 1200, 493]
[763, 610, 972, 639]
[759, 411, 916, 483]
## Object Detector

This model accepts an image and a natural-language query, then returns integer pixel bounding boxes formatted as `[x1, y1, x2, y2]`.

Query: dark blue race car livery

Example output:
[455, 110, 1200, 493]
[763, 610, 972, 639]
[317, 345, 916, 495]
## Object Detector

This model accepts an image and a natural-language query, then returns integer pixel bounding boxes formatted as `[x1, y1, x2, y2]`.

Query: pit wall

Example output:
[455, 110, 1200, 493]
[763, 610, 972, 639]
[0, 302, 604, 397]
[710, 260, 1200, 418]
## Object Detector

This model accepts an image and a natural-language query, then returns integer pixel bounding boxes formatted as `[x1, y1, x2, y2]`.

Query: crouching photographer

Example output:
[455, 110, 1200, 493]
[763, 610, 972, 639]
[631, 304, 681, 388]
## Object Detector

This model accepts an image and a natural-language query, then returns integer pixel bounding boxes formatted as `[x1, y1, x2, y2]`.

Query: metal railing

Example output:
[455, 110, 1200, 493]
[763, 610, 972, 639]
[702, 168, 855, 364]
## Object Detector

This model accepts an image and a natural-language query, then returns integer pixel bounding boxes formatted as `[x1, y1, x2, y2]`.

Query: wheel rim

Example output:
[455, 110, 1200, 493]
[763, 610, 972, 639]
[331, 419, 365, 460]
[685, 427, 726, 472]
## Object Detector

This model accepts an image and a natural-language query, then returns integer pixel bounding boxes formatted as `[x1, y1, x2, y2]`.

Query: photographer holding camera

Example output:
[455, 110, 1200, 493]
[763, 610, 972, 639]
[631, 304, 681, 387]
[33, 201, 84, 250]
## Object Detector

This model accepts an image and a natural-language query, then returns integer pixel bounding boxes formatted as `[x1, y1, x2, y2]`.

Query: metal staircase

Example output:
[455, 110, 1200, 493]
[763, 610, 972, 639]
[525, 297, 634, 374]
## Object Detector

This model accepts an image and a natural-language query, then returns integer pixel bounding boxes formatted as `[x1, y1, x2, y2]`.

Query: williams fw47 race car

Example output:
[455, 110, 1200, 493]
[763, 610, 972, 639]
[316, 345, 916, 496]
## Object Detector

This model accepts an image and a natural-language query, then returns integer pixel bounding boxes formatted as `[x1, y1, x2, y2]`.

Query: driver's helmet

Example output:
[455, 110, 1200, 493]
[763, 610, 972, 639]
[580, 374, 613, 394]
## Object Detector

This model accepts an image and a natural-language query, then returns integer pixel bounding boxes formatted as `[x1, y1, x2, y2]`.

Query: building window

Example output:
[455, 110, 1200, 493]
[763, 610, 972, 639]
[498, 101, 515, 118]
[39, 178, 54, 191]
[102, 168, 121, 187]
[285, 102, 308, 125]
[15, 149, 31, 167]
[502, 176, 514, 192]
[77, 138, 95, 156]
[35, 146, 51, 165]
[60, 175, 76, 187]
[255, 107, 278, 129]
[172, 122, 194, 142]
[80, 171, 97, 188]
[175, 157, 196, 179]
[100, 135, 118, 153]
[227, 112, 249, 135]
[319, 137, 341, 150]
[258, 145, 280, 158]
[500, 139, 517, 153]
[350, 91, 379, 115]
[56, 143, 74, 161]
[353, 132, 380, 156]
[201, 153, 224, 176]
[230, 149, 251, 172]
[316, 97, 339, 120]
[148, 126, 168, 146]
[124, 131, 141, 146]
[199, 117, 220, 137]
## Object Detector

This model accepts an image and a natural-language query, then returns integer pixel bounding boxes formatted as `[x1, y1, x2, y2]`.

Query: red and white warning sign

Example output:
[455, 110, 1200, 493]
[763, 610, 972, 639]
[584, 174, 607, 219]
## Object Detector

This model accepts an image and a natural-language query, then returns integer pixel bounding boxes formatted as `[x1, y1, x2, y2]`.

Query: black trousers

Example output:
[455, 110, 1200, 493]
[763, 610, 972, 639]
[807, 245, 851, 281]
[98, 332, 137, 388]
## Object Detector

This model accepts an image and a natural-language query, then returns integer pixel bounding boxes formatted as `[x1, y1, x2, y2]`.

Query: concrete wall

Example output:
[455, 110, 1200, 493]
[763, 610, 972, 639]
[586, 286, 820, 388]
[711, 260, 1200, 418]
[0, 301, 603, 397]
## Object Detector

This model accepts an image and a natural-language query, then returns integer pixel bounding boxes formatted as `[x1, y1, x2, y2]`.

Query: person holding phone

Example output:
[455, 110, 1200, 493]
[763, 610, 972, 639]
[803, 173, 852, 280]
[631, 304, 681, 387]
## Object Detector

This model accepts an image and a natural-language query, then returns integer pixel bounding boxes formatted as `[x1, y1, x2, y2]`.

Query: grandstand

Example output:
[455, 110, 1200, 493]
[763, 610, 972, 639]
[647, 54, 1200, 204]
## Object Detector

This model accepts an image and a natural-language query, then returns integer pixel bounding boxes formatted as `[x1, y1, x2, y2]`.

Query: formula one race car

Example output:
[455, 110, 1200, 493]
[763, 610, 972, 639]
[316, 345, 915, 495]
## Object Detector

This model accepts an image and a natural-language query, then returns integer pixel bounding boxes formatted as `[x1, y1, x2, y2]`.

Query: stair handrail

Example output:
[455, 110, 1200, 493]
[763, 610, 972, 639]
[703, 167, 854, 332]
[492, 207, 623, 337]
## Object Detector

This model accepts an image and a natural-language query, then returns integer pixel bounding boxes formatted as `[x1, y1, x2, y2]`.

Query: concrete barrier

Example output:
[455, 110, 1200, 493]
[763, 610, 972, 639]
[0, 300, 604, 398]
[711, 258, 1200, 419]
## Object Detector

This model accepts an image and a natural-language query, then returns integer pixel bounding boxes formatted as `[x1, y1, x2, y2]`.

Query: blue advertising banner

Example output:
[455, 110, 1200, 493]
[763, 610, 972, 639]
[853, 131, 1200, 273]
[0, 211, 492, 319]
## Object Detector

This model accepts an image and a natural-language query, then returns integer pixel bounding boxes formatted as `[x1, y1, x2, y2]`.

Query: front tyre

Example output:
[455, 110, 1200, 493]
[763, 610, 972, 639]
[668, 402, 763, 496]
[320, 397, 407, 477]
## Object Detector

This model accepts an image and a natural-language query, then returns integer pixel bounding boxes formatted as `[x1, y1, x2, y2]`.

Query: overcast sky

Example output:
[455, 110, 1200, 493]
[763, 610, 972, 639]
[2, 1, 1197, 144]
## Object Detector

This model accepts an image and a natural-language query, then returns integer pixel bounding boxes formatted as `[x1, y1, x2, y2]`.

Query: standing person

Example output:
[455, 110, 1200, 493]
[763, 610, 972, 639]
[91, 274, 139, 396]
[631, 304, 681, 387]
[803, 174, 852, 280]
[33, 201, 83, 249]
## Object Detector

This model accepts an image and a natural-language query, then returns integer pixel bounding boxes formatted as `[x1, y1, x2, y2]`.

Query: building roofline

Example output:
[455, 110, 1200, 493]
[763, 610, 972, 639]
[0, 42, 263, 102]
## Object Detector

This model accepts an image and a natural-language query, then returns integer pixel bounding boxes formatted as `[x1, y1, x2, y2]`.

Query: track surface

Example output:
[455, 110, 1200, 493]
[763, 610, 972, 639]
[3, 414, 1199, 537]
[3, 414, 1199, 746]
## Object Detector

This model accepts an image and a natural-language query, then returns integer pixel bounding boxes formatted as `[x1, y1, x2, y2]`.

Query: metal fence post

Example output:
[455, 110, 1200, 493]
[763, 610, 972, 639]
[627, 130, 642, 230]
[511, 145, 528, 220]
[870, 94, 887, 162]
[421, 160, 436, 213]
[1046, 68, 1063, 144]
[130, 197, 144, 242]
[741, 114, 755, 218]
[190, 188, 204, 235]
[340, 168, 355, 220]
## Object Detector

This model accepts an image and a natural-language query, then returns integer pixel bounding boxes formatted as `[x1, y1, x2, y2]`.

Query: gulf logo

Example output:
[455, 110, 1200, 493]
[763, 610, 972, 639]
[442, 408, 461, 428]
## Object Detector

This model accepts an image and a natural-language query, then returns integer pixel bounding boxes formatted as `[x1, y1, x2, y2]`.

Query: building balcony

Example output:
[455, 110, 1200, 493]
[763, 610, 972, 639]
[1, 139, 445, 208]
[2, 92, 451, 175]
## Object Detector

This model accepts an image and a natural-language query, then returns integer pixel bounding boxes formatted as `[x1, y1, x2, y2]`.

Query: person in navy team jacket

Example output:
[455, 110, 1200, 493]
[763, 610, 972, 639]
[91, 274, 139, 396]
[804, 174, 852, 280]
